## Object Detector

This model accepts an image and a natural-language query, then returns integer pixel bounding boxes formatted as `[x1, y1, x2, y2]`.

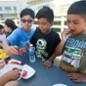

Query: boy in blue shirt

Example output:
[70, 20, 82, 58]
[3, 8, 36, 55]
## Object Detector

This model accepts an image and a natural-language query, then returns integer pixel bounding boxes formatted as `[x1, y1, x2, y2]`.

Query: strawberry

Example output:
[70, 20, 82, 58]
[21, 70, 27, 77]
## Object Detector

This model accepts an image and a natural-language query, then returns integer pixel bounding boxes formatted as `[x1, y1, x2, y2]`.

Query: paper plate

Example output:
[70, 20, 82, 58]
[8, 59, 21, 65]
[21, 64, 36, 79]
[0, 49, 9, 59]
[0, 63, 36, 79]
[0, 64, 19, 77]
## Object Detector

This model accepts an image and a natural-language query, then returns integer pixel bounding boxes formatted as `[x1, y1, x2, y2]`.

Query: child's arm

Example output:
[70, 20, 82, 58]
[43, 38, 66, 68]
[2, 39, 18, 56]
[54, 29, 71, 56]
[0, 69, 19, 86]
[68, 73, 86, 83]
[44, 30, 71, 68]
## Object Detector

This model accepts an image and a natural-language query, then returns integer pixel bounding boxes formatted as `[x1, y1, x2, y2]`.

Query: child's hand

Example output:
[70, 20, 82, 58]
[61, 29, 71, 42]
[5, 46, 18, 56]
[18, 48, 27, 56]
[14, 46, 27, 56]
[68, 73, 86, 83]
[5, 69, 20, 81]
[43, 59, 53, 68]
[20, 48, 27, 53]
[0, 59, 6, 68]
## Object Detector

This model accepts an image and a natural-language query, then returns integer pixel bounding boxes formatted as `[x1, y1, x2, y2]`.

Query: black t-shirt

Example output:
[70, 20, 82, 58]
[30, 27, 60, 60]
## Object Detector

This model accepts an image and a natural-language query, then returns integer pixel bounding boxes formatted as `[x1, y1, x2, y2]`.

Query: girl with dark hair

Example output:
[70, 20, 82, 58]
[4, 19, 17, 36]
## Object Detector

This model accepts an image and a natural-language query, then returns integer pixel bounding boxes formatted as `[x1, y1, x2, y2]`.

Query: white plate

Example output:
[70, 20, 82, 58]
[8, 59, 21, 64]
[21, 64, 36, 79]
[0, 64, 36, 80]
[52, 83, 68, 86]
[0, 64, 19, 77]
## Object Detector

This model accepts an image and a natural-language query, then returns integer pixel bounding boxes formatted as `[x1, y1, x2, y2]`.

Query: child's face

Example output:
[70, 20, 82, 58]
[4, 25, 11, 33]
[67, 14, 86, 35]
[0, 59, 5, 68]
[20, 15, 33, 32]
[38, 18, 52, 34]
[0, 28, 4, 34]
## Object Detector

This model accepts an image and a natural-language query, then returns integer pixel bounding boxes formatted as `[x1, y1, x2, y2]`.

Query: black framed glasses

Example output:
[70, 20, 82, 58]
[21, 19, 33, 23]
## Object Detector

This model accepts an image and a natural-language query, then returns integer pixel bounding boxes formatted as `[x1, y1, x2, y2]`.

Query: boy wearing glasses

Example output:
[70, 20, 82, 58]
[3, 8, 36, 55]
[30, 6, 60, 68]
[0, 8, 36, 86]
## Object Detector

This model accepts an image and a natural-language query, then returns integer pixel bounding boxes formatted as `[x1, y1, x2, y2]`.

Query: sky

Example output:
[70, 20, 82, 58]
[52, 0, 80, 6]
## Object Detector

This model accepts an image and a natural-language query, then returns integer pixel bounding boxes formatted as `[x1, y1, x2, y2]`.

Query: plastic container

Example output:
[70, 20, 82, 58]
[28, 44, 36, 63]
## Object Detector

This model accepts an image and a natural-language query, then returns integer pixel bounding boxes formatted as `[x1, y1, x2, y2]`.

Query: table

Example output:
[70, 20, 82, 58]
[12, 55, 86, 86]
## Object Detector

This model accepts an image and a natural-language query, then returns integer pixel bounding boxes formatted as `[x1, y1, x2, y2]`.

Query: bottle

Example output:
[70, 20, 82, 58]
[28, 44, 36, 63]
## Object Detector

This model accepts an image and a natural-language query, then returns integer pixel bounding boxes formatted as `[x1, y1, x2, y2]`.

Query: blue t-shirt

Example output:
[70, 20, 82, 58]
[7, 26, 36, 48]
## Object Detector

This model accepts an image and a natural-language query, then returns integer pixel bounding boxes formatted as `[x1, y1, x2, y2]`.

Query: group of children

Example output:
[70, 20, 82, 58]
[0, 0, 86, 86]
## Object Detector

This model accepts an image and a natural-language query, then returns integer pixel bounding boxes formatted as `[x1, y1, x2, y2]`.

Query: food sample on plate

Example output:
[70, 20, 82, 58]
[21, 70, 28, 78]
[8, 59, 21, 65]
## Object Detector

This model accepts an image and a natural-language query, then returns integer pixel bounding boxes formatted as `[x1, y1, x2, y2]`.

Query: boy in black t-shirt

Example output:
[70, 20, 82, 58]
[30, 6, 60, 68]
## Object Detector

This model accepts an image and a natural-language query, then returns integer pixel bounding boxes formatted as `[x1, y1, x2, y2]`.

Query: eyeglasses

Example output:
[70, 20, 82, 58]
[21, 19, 33, 23]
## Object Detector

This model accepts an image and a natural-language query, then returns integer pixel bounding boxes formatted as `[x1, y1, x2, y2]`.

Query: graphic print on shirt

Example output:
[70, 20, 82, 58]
[36, 38, 48, 60]
[62, 37, 86, 68]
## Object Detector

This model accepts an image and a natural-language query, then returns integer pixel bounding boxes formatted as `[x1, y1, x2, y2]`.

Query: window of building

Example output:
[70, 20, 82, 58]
[0, 7, 2, 11]
[13, 6, 16, 11]
[4, 6, 11, 11]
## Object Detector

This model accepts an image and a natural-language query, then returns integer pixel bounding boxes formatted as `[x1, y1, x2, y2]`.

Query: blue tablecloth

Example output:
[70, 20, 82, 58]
[12, 55, 86, 86]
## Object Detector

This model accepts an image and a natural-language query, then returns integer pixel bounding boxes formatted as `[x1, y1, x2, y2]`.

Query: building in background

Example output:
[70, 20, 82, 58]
[0, 0, 78, 32]
[26, 0, 77, 16]
[0, 0, 28, 20]
[0, 0, 77, 20]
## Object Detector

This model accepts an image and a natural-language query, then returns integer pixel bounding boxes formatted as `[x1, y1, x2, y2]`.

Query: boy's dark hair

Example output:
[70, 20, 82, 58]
[36, 6, 54, 23]
[68, 1, 86, 18]
[5, 19, 17, 31]
[0, 24, 3, 29]
[20, 8, 35, 19]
